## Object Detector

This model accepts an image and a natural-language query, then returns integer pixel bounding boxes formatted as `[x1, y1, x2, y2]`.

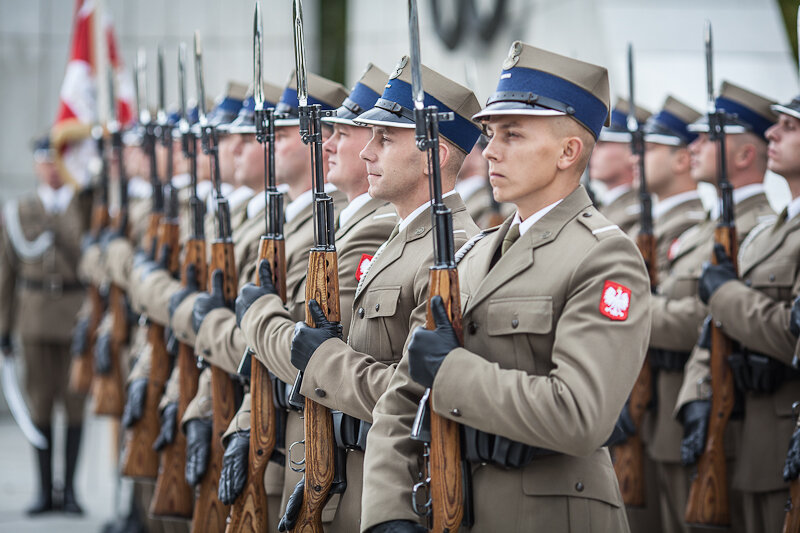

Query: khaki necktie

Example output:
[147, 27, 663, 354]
[501, 224, 521, 255]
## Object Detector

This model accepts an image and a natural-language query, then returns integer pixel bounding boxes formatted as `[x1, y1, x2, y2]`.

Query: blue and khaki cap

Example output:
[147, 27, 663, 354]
[32, 134, 54, 162]
[688, 81, 777, 140]
[324, 63, 388, 126]
[207, 81, 249, 127]
[274, 70, 349, 126]
[355, 56, 481, 154]
[473, 42, 610, 139]
[770, 94, 800, 121]
[224, 80, 284, 134]
[643, 96, 701, 146]
[598, 98, 651, 143]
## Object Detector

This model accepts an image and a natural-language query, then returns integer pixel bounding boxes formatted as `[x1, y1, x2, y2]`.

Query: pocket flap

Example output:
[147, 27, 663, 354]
[521, 450, 622, 507]
[487, 296, 553, 335]
[749, 261, 796, 288]
[363, 286, 401, 318]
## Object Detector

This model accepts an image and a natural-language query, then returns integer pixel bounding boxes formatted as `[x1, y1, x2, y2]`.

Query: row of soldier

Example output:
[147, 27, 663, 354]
[2, 7, 800, 533]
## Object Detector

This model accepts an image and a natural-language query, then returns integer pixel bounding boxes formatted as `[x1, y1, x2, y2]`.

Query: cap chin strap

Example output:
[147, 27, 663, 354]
[374, 98, 416, 122]
[486, 90, 576, 116]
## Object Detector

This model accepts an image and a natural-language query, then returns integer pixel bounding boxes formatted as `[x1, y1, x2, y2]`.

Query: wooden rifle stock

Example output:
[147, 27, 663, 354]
[150, 238, 207, 519]
[785, 474, 800, 532]
[685, 225, 737, 527]
[290, 250, 339, 533]
[192, 240, 238, 533]
[428, 269, 464, 532]
[227, 237, 285, 532]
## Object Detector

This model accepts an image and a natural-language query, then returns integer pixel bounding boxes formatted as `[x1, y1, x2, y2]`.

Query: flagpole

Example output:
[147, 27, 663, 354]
[93, 0, 109, 127]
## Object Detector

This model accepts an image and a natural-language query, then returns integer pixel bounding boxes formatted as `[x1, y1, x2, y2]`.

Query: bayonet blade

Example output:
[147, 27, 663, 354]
[107, 67, 118, 127]
[136, 48, 151, 125]
[2, 355, 48, 450]
[157, 44, 167, 125]
[194, 32, 207, 125]
[293, 0, 308, 106]
[626, 43, 638, 132]
[178, 42, 189, 134]
[254, 1, 264, 109]
[705, 20, 716, 113]
[408, 0, 425, 109]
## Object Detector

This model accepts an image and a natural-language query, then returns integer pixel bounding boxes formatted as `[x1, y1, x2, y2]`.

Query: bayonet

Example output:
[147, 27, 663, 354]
[2, 354, 48, 449]
[157, 44, 167, 128]
[136, 48, 151, 126]
[705, 21, 716, 115]
[195, 32, 208, 127]
[293, 0, 308, 107]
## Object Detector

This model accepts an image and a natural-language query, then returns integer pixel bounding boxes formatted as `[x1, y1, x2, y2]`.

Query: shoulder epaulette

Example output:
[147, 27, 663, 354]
[576, 209, 622, 240]
[738, 217, 775, 265]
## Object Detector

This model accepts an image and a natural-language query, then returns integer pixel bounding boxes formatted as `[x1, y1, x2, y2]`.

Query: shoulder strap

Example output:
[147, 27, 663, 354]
[2, 200, 54, 261]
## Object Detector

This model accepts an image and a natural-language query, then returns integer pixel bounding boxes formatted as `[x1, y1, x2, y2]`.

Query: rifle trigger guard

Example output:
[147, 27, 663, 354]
[289, 439, 306, 473]
[411, 480, 432, 517]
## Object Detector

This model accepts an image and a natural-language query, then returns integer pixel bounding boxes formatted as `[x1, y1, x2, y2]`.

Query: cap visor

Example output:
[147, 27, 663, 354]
[643, 133, 683, 146]
[274, 117, 300, 127]
[353, 107, 414, 129]
[597, 130, 632, 143]
[771, 104, 800, 121]
[472, 102, 565, 121]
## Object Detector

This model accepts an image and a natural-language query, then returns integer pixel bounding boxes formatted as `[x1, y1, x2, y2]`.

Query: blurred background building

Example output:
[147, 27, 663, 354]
[1, 0, 798, 206]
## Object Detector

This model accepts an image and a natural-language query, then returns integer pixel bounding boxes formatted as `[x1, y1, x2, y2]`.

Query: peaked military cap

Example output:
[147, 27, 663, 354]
[208, 81, 249, 127]
[324, 63, 388, 126]
[32, 134, 54, 162]
[473, 42, 610, 139]
[355, 56, 481, 153]
[770, 94, 800, 121]
[223, 80, 284, 134]
[274, 70, 349, 126]
[643, 96, 702, 146]
[688, 81, 777, 140]
[598, 98, 652, 143]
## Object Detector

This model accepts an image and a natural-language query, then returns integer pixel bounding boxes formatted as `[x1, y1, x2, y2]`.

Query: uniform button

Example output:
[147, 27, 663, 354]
[575, 482, 584, 492]
[744, 279, 752, 287]
[769, 274, 776, 282]
[582, 212, 592, 218]
[450, 408, 461, 417]
[314, 388, 326, 398]
[714, 320, 722, 328]
[467, 322, 477, 334]
[511, 318, 519, 328]
[203, 349, 210, 356]
[358, 307, 365, 318]
[375, 303, 380, 311]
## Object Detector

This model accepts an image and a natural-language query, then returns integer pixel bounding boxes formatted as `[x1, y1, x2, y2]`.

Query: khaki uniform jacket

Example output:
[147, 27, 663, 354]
[360, 187, 648, 532]
[677, 207, 800, 492]
[647, 192, 774, 462]
[599, 187, 640, 235]
[0, 193, 86, 341]
[104, 196, 153, 292]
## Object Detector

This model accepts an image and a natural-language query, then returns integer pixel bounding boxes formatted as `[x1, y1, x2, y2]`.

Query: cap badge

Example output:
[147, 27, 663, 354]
[390, 57, 408, 80]
[502, 42, 522, 70]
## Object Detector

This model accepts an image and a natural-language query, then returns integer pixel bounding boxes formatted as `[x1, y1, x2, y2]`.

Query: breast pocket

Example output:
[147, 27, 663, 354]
[359, 286, 402, 362]
[749, 261, 796, 295]
[485, 296, 553, 372]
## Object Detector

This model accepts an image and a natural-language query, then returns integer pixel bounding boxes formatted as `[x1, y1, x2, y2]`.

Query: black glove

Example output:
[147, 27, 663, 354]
[697, 315, 713, 350]
[236, 260, 278, 328]
[680, 400, 710, 466]
[70, 318, 90, 357]
[290, 299, 343, 372]
[138, 243, 171, 281]
[192, 269, 226, 333]
[408, 296, 459, 389]
[98, 224, 126, 252]
[94, 333, 112, 375]
[218, 430, 250, 505]
[366, 520, 428, 533]
[784, 426, 800, 481]
[278, 478, 305, 532]
[698, 243, 737, 304]
[791, 295, 800, 338]
[0, 333, 11, 357]
[121, 378, 148, 428]
[606, 402, 637, 446]
[185, 418, 213, 486]
[168, 263, 199, 321]
[153, 402, 178, 451]
[727, 350, 751, 392]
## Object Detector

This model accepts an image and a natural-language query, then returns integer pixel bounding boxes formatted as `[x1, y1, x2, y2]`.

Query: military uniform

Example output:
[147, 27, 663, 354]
[455, 175, 514, 229]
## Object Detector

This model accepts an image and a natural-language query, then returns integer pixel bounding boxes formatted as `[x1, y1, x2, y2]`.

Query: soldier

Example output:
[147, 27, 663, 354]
[360, 43, 651, 533]
[676, 93, 800, 532]
[590, 98, 652, 234]
[455, 136, 514, 228]
[0, 135, 89, 514]
[648, 81, 776, 533]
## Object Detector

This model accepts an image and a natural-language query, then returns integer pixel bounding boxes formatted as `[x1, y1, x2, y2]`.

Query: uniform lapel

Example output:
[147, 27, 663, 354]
[740, 209, 800, 277]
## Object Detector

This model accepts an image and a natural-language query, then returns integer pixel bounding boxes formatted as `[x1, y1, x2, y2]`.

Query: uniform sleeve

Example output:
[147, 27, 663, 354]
[135, 269, 182, 326]
[159, 366, 180, 411]
[171, 292, 200, 347]
[649, 293, 706, 352]
[222, 392, 251, 446]
[195, 307, 246, 375]
[127, 345, 152, 383]
[240, 293, 299, 386]
[106, 237, 136, 291]
[181, 367, 213, 429]
[77, 243, 105, 286]
[674, 345, 711, 416]
[709, 279, 798, 364]
[0, 224, 18, 335]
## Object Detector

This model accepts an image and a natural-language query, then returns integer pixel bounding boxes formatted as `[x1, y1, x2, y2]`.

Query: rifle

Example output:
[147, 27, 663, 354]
[151, 42, 202, 520]
[69, 123, 110, 394]
[784, 402, 800, 532]
[406, 1, 466, 530]
[120, 47, 174, 480]
[285, 2, 340, 530]
[226, 4, 281, 531]
[191, 32, 238, 533]
[92, 68, 127, 418]
[684, 21, 737, 528]
[612, 43, 654, 508]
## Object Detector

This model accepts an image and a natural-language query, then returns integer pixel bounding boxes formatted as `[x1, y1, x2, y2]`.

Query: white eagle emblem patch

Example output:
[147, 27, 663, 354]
[356, 254, 374, 281]
[599, 281, 631, 321]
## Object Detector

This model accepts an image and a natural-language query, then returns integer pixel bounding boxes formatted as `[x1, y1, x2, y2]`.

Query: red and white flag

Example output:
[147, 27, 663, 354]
[52, 0, 133, 187]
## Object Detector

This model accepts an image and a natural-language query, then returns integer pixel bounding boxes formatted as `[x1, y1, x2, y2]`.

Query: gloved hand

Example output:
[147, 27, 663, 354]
[278, 478, 305, 532]
[790, 295, 800, 338]
[185, 418, 213, 486]
[0, 333, 12, 357]
[605, 402, 637, 446]
[366, 520, 428, 533]
[70, 318, 90, 357]
[697, 315, 713, 350]
[138, 243, 171, 281]
[192, 269, 226, 333]
[218, 430, 250, 505]
[290, 300, 343, 372]
[408, 296, 459, 388]
[680, 400, 710, 466]
[168, 263, 199, 321]
[236, 260, 278, 328]
[98, 222, 126, 252]
[121, 378, 148, 428]
[153, 402, 178, 451]
[784, 426, 800, 481]
[93, 332, 112, 375]
[698, 243, 737, 304]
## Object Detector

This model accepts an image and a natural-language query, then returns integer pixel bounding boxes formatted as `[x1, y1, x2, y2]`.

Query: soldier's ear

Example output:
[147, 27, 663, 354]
[557, 135, 584, 172]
